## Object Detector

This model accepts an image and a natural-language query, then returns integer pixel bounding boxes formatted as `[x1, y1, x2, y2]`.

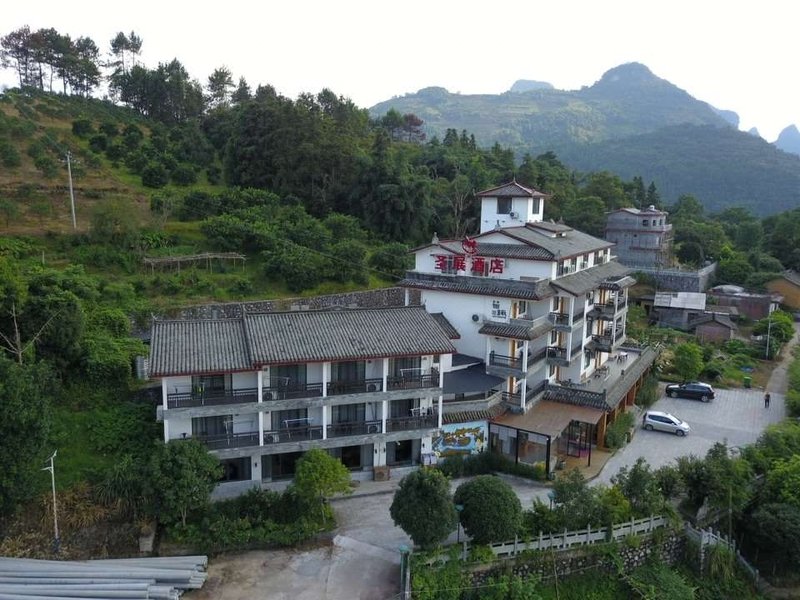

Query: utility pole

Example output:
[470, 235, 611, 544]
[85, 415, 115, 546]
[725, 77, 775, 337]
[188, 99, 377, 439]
[42, 450, 60, 554]
[765, 312, 773, 360]
[66, 151, 76, 230]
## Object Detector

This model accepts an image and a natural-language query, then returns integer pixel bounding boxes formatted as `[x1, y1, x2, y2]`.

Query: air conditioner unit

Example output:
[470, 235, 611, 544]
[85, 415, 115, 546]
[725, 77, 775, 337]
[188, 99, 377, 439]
[366, 383, 379, 392]
[509, 211, 519, 219]
[367, 423, 381, 434]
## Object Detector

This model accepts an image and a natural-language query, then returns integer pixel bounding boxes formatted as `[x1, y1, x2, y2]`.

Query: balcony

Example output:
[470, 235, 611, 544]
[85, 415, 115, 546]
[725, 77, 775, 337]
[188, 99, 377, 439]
[327, 420, 383, 438]
[386, 415, 438, 432]
[387, 373, 439, 391]
[546, 346, 569, 367]
[263, 425, 323, 444]
[262, 382, 323, 401]
[527, 346, 548, 369]
[327, 378, 384, 396]
[549, 312, 571, 330]
[193, 431, 260, 450]
[599, 298, 627, 318]
[489, 352, 522, 371]
[167, 387, 258, 410]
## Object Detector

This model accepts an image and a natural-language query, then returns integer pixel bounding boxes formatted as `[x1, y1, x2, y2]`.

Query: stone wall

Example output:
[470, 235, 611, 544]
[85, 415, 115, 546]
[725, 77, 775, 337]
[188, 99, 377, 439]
[468, 531, 685, 585]
[629, 263, 717, 293]
[163, 287, 420, 320]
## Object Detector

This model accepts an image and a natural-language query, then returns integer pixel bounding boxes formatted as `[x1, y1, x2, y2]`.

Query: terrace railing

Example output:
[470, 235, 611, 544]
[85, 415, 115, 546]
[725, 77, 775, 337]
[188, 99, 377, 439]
[167, 387, 258, 409]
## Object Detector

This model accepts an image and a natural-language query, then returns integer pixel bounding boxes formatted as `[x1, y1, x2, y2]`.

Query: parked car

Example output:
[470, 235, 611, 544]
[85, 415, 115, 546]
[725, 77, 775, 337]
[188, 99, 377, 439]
[665, 382, 715, 402]
[643, 411, 691, 436]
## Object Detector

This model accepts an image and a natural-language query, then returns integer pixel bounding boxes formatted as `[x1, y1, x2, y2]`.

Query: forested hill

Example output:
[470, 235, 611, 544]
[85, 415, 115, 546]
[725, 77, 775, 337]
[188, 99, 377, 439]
[370, 63, 800, 216]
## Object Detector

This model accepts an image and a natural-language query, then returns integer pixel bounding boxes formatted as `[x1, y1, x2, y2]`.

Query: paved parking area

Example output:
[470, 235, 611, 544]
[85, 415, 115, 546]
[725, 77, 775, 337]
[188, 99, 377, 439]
[595, 385, 785, 485]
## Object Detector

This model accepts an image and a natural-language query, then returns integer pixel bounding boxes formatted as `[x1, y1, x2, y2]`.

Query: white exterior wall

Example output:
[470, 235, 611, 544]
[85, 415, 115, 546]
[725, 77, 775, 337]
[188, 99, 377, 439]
[232, 414, 258, 434]
[365, 360, 382, 380]
[479, 195, 543, 233]
[232, 372, 257, 389]
[421, 290, 499, 357]
[164, 375, 192, 395]
[167, 417, 192, 440]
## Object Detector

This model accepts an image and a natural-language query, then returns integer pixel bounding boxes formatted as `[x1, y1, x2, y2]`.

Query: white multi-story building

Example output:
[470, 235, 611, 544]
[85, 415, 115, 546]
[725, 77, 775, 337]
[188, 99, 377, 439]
[148, 180, 657, 486]
[149, 307, 455, 487]
[400, 181, 656, 471]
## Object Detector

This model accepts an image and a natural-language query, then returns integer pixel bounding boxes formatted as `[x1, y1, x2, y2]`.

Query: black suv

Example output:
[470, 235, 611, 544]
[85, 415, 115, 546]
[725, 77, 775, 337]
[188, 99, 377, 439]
[665, 382, 715, 402]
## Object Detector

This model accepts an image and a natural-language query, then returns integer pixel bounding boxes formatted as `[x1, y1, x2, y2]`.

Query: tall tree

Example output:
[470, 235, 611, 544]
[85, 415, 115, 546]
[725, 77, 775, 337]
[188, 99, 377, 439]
[390, 468, 457, 549]
[206, 66, 234, 109]
[0, 26, 33, 87]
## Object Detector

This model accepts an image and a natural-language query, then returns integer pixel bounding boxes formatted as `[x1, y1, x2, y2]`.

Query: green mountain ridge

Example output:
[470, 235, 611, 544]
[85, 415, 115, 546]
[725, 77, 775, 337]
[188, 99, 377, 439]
[370, 62, 800, 216]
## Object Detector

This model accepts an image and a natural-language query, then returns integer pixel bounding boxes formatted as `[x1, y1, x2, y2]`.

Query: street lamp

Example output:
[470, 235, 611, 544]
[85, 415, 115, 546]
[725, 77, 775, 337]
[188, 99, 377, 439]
[42, 450, 60, 554]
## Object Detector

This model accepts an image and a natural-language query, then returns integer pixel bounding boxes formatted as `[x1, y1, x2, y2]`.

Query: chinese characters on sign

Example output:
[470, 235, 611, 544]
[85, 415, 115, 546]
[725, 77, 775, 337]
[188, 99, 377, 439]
[433, 254, 504, 274]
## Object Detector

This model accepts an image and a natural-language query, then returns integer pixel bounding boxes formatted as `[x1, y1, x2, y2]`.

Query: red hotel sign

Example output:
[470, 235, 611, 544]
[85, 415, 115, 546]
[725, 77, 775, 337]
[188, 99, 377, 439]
[434, 254, 504, 274]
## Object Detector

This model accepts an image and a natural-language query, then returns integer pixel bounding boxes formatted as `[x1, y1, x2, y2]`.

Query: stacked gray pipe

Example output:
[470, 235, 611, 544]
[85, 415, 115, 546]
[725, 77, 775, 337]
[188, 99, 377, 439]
[0, 556, 207, 599]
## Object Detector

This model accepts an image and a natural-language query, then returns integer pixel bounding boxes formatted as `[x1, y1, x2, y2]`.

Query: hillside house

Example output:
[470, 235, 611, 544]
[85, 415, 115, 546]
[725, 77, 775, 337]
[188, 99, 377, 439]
[604, 206, 672, 268]
[766, 271, 800, 311]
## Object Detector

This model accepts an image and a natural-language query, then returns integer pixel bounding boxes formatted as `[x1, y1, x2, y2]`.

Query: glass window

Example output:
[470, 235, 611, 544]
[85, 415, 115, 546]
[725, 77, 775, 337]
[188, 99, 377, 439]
[642, 219, 649, 226]
[497, 197, 512, 214]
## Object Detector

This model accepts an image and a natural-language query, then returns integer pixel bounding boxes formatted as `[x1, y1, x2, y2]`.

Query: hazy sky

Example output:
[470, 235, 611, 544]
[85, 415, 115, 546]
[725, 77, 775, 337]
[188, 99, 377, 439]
[3, 1, 798, 141]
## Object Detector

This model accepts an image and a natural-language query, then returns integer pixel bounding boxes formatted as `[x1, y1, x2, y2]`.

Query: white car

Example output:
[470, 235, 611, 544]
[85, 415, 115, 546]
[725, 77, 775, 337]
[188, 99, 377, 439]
[643, 410, 690, 436]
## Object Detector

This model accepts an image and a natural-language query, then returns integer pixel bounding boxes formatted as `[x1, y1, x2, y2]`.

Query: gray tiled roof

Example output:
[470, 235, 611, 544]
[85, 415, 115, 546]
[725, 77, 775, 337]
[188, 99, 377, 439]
[149, 319, 251, 377]
[431, 313, 461, 339]
[478, 319, 554, 341]
[400, 272, 555, 301]
[437, 241, 553, 261]
[477, 181, 546, 198]
[244, 307, 456, 366]
[550, 261, 633, 296]
[527, 221, 573, 233]
[150, 307, 456, 376]
[442, 404, 507, 425]
[499, 225, 613, 259]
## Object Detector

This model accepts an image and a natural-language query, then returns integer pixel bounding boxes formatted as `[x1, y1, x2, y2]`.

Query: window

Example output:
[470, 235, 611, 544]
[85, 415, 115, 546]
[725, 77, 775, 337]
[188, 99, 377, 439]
[497, 197, 512, 214]
[642, 219, 649, 226]
[531, 198, 540, 213]
[517, 301, 527, 316]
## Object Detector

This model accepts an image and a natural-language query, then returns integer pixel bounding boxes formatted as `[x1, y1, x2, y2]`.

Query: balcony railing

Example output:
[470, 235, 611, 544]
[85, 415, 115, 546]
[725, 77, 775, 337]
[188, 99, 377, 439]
[501, 391, 521, 404]
[489, 352, 522, 370]
[387, 373, 438, 391]
[549, 312, 571, 327]
[527, 347, 548, 367]
[193, 431, 260, 450]
[167, 387, 258, 410]
[263, 425, 323, 444]
[262, 382, 323, 401]
[327, 420, 382, 438]
[386, 415, 438, 432]
[327, 378, 384, 396]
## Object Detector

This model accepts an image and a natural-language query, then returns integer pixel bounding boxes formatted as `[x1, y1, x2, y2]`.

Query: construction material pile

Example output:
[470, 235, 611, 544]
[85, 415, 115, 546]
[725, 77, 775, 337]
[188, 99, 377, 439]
[0, 555, 208, 599]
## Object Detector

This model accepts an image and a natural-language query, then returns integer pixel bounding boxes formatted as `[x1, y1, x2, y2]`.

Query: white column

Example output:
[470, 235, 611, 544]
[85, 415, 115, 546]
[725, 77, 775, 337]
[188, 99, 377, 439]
[251, 455, 260, 481]
[382, 400, 388, 433]
[322, 405, 328, 440]
[438, 365, 444, 429]
[257, 370, 264, 446]
[322, 362, 330, 397]
[382, 357, 389, 391]
[161, 380, 169, 442]
[257, 370, 263, 403]
[520, 378, 527, 410]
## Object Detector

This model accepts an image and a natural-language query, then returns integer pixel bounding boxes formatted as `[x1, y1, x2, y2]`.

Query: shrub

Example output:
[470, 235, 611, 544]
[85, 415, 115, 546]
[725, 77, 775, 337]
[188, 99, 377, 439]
[99, 121, 119, 137]
[454, 475, 522, 544]
[88, 133, 108, 153]
[171, 163, 197, 186]
[0, 138, 21, 167]
[605, 411, 635, 449]
[34, 155, 58, 178]
[206, 164, 222, 185]
[141, 162, 169, 188]
[71, 118, 94, 138]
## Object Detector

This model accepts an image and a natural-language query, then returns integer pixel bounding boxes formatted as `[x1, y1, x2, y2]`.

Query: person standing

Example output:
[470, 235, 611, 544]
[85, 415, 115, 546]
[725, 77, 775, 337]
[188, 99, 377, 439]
[764, 392, 771, 408]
